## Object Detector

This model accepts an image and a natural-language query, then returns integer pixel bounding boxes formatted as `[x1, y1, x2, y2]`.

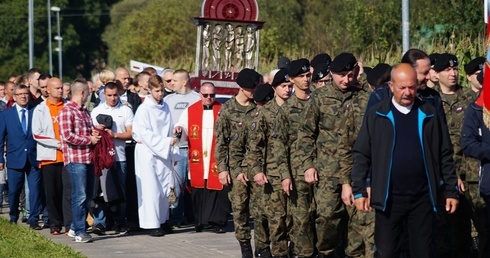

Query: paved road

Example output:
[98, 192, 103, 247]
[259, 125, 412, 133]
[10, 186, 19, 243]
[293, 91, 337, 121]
[1, 204, 252, 258]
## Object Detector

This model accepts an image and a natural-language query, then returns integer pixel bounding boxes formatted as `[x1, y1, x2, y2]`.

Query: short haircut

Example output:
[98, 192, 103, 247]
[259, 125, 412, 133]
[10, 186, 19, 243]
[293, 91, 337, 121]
[17, 73, 29, 85]
[143, 67, 157, 75]
[148, 75, 164, 90]
[70, 78, 88, 96]
[162, 69, 174, 77]
[104, 81, 119, 91]
[0, 81, 5, 88]
[99, 69, 116, 84]
[173, 69, 189, 81]
[135, 71, 151, 86]
[28, 68, 42, 79]
[38, 73, 52, 81]
[200, 82, 215, 91]
[13, 84, 29, 94]
[401, 49, 429, 67]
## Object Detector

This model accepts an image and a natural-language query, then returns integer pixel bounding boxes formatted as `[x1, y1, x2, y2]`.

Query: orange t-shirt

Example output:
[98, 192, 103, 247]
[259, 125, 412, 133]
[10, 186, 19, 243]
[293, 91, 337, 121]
[40, 99, 64, 167]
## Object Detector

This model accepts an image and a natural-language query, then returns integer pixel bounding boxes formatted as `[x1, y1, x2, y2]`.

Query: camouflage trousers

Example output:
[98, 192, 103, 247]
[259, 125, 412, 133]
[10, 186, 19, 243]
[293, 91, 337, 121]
[314, 177, 346, 256]
[250, 176, 289, 256]
[229, 177, 251, 242]
[288, 176, 316, 257]
[452, 182, 488, 258]
[344, 206, 375, 258]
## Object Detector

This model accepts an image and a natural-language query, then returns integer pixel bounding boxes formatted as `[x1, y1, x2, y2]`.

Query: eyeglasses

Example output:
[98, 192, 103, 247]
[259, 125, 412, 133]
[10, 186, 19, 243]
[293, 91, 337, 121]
[15, 93, 29, 96]
[201, 93, 216, 98]
[164, 80, 172, 83]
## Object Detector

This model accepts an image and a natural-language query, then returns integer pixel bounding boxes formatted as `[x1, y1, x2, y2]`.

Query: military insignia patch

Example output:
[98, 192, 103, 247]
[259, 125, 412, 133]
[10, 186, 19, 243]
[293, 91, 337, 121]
[250, 122, 256, 131]
[237, 122, 243, 127]
[456, 106, 463, 113]
[254, 112, 259, 117]
[233, 132, 238, 140]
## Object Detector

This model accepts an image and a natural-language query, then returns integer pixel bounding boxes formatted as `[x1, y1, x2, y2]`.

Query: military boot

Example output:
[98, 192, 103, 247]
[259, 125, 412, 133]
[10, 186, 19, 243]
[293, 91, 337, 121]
[239, 240, 254, 258]
[255, 247, 273, 258]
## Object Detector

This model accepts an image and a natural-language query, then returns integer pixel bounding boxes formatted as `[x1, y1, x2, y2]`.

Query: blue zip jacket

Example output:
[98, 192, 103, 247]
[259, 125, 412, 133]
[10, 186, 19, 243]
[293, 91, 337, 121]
[352, 98, 458, 212]
[461, 102, 490, 197]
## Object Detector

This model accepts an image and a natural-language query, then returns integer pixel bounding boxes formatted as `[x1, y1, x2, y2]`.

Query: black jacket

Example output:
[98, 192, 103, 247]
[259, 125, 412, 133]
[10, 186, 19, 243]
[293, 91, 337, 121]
[461, 102, 490, 196]
[352, 98, 458, 212]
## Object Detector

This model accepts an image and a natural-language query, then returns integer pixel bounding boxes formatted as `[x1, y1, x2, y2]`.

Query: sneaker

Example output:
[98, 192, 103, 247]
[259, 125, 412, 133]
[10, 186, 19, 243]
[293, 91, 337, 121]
[75, 233, 93, 243]
[92, 224, 106, 236]
[65, 229, 76, 238]
[114, 224, 128, 235]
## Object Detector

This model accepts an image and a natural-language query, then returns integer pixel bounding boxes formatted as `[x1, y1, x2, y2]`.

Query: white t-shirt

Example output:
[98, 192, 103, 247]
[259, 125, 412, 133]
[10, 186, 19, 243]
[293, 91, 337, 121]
[91, 102, 134, 161]
[164, 90, 200, 147]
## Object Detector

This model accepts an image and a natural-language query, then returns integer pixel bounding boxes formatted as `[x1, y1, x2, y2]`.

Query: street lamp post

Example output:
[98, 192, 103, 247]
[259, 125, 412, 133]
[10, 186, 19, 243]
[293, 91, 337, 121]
[48, 0, 52, 75]
[51, 6, 62, 79]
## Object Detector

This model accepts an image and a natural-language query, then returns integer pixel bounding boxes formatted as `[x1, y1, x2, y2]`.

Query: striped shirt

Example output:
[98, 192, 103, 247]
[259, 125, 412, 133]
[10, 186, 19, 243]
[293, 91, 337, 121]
[59, 101, 93, 165]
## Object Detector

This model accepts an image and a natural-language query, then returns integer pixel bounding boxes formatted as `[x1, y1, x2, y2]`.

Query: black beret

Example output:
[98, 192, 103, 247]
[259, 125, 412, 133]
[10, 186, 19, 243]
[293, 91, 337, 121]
[271, 68, 289, 87]
[433, 53, 458, 72]
[477, 71, 484, 85]
[277, 56, 291, 70]
[429, 53, 440, 66]
[253, 83, 275, 103]
[311, 53, 332, 69]
[363, 66, 373, 74]
[367, 63, 392, 87]
[464, 57, 485, 75]
[312, 63, 330, 82]
[288, 58, 310, 77]
[96, 114, 113, 129]
[330, 53, 357, 73]
[236, 68, 261, 89]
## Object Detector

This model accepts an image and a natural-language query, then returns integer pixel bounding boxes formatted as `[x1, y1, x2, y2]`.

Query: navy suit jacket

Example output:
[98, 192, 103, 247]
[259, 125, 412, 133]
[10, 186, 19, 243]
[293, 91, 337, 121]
[0, 105, 38, 169]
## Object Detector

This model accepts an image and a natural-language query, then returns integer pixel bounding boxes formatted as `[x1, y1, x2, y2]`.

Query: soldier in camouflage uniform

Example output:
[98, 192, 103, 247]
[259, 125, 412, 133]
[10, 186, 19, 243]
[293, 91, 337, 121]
[433, 53, 476, 257]
[214, 68, 262, 258]
[336, 62, 374, 258]
[275, 59, 315, 258]
[247, 70, 293, 258]
[296, 53, 366, 257]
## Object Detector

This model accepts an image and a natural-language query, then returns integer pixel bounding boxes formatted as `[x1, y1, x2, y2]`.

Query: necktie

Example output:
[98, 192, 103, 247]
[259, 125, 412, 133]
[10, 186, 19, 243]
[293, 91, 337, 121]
[21, 109, 27, 135]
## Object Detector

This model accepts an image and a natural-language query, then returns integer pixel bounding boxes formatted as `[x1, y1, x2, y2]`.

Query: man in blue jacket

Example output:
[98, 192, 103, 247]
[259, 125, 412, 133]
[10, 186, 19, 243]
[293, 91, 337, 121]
[352, 63, 459, 257]
[0, 84, 42, 229]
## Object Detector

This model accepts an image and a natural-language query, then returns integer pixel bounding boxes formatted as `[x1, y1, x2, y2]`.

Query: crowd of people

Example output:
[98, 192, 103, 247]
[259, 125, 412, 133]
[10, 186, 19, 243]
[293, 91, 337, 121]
[0, 48, 488, 258]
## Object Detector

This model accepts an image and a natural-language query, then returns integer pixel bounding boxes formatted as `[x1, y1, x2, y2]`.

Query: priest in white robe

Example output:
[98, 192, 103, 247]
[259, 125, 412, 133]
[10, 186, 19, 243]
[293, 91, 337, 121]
[132, 75, 180, 237]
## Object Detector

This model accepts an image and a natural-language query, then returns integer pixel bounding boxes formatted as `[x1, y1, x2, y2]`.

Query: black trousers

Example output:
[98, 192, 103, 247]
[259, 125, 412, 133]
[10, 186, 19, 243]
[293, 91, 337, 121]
[191, 184, 230, 227]
[374, 193, 434, 258]
[42, 163, 72, 230]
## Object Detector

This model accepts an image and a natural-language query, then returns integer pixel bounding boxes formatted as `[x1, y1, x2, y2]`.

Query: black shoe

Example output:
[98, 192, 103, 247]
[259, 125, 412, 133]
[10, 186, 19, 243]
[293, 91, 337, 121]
[92, 224, 106, 235]
[42, 223, 50, 229]
[195, 224, 203, 232]
[239, 240, 253, 258]
[256, 247, 273, 258]
[21, 217, 27, 223]
[115, 224, 128, 235]
[213, 226, 225, 234]
[149, 228, 165, 237]
[161, 223, 174, 234]
[30, 223, 42, 230]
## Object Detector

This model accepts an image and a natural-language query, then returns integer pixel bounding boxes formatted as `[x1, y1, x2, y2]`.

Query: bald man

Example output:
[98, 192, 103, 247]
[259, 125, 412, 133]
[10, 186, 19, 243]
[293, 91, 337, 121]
[32, 77, 72, 235]
[351, 63, 458, 257]
[115, 67, 141, 113]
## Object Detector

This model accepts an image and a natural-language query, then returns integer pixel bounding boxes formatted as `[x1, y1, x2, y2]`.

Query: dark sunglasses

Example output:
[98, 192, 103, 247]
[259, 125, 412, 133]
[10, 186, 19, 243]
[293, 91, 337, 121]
[165, 79, 172, 83]
[201, 93, 216, 98]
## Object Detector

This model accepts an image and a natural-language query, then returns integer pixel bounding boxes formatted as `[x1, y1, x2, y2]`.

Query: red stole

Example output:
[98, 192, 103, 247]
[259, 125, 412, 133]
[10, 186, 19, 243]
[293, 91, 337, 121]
[187, 101, 222, 190]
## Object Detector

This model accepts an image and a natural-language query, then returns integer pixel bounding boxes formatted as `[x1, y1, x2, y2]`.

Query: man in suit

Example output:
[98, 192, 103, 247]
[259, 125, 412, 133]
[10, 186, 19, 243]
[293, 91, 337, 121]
[0, 84, 42, 229]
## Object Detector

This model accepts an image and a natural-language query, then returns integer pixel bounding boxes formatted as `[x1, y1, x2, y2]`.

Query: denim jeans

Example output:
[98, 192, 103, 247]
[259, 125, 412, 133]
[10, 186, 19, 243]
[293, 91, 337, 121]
[93, 161, 127, 227]
[170, 148, 188, 224]
[67, 163, 95, 235]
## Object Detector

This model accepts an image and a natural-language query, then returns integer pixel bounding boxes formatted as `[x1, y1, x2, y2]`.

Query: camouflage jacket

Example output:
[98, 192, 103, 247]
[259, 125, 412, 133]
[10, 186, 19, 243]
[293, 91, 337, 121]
[275, 94, 310, 178]
[297, 82, 369, 184]
[246, 99, 290, 180]
[214, 95, 258, 178]
[436, 85, 474, 174]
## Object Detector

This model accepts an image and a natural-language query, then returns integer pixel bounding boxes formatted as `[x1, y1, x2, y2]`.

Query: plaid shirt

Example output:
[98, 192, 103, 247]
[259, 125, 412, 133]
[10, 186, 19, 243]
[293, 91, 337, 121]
[59, 101, 93, 165]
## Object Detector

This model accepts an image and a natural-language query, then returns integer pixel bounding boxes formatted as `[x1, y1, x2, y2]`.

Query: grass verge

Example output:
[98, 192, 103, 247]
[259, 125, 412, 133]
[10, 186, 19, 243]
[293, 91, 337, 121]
[0, 217, 85, 258]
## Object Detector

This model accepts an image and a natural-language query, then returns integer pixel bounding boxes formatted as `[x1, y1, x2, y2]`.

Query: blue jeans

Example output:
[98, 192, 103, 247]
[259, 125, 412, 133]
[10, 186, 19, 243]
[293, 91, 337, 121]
[93, 161, 127, 227]
[171, 148, 188, 224]
[67, 163, 95, 235]
[8, 165, 42, 225]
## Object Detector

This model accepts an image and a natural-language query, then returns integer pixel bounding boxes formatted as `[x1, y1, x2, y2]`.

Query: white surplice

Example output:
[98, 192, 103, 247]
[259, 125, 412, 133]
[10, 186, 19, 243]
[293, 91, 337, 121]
[132, 95, 180, 229]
